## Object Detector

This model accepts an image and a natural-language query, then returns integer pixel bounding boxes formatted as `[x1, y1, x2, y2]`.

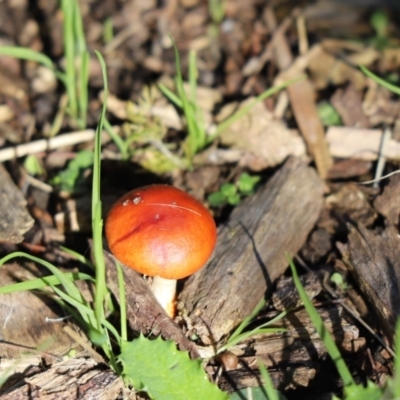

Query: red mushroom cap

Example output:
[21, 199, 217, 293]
[105, 185, 217, 280]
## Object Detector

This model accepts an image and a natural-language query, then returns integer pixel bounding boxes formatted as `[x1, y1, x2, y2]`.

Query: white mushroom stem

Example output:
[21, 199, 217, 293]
[151, 276, 177, 318]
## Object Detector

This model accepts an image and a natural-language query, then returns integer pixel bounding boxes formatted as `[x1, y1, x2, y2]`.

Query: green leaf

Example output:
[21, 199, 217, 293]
[343, 380, 382, 400]
[238, 173, 260, 195]
[52, 150, 94, 193]
[227, 192, 241, 205]
[119, 335, 229, 400]
[207, 191, 227, 207]
[317, 101, 342, 127]
[220, 183, 237, 197]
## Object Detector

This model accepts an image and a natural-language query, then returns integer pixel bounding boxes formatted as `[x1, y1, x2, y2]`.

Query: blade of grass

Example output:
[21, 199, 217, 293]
[0, 47, 65, 83]
[392, 318, 400, 398]
[360, 65, 400, 95]
[287, 254, 355, 388]
[257, 358, 279, 400]
[158, 83, 183, 108]
[0, 272, 93, 294]
[60, 245, 94, 269]
[0, 252, 89, 306]
[73, 0, 89, 128]
[92, 50, 108, 332]
[116, 261, 127, 342]
[61, 0, 78, 119]
[214, 76, 306, 137]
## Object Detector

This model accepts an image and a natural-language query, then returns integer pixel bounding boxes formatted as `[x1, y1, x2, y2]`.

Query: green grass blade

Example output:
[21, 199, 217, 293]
[214, 76, 305, 137]
[61, 0, 77, 119]
[0, 272, 93, 294]
[92, 50, 108, 331]
[188, 49, 197, 104]
[73, 0, 88, 128]
[116, 261, 128, 341]
[257, 358, 279, 400]
[158, 83, 183, 108]
[229, 298, 266, 341]
[0, 252, 87, 303]
[104, 118, 128, 159]
[0, 46, 65, 83]
[60, 245, 94, 269]
[360, 65, 400, 95]
[78, 51, 89, 127]
[392, 318, 400, 398]
[288, 255, 355, 388]
[0, 46, 54, 68]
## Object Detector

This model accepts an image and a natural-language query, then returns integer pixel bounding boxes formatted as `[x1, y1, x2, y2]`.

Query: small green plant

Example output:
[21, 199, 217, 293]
[208, 173, 261, 207]
[51, 150, 94, 194]
[119, 335, 229, 400]
[0, 0, 89, 131]
[208, 0, 226, 26]
[317, 101, 342, 126]
[159, 38, 303, 166]
[369, 10, 390, 50]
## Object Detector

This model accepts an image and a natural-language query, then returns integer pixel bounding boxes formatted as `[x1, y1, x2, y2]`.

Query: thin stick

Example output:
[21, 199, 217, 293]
[0, 130, 96, 161]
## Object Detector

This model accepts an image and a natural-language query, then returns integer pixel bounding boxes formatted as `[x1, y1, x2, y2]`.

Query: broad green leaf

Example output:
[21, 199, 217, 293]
[119, 335, 229, 400]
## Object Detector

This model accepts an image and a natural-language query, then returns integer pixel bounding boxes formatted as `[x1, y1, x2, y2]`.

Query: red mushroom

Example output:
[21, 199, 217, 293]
[105, 184, 217, 317]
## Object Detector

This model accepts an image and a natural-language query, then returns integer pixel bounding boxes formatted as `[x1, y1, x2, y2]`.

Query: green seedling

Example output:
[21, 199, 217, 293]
[208, 173, 261, 207]
[317, 101, 342, 127]
[369, 10, 390, 50]
[51, 150, 94, 194]
[208, 0, 225, 26]
[0, 0, 89, 131]
[24, 154, 46, 176]
[159, 37, 302, 166]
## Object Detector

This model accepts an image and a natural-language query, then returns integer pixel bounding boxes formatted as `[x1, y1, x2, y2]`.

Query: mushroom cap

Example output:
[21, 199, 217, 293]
[105, 185, 217, 280]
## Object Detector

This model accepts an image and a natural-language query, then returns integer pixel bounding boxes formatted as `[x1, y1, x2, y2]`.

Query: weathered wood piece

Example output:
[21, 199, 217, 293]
[104, 250, 199, 358]
[179, 157, 324, 344]
[214, 304, 365, 392]
[338, 224, 400, 344]
[0, 163, 34, 243]
[0, 358, 132, 400]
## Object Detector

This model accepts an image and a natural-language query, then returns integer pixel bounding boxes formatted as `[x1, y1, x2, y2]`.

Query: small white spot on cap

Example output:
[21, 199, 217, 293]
[122, 200, 129, 206]
[155, 214, 160, 220]
[133, 196, 141, 205]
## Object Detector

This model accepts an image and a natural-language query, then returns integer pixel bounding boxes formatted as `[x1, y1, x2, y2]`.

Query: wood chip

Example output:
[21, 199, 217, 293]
[0, 163, 34, 243]
[338, 224, 400, 344]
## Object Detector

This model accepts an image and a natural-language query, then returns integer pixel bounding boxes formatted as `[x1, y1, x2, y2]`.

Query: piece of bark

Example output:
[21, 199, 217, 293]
[104, 249, 199, 358]
[0, 357, 133, 400]
[373, 174, 400, 226]
[212, 304, 365, 392]
[0, 163, 34, 243]
[178, 157, 324, 344]
[337, 224, 400, 344]
[0, 262, 78, 360]
[330, 84, 371, 128]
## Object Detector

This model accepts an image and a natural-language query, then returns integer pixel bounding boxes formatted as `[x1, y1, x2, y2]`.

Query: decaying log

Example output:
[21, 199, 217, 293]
[178, 157, 324, 344]
[0, 163, 34, 243]
[338, 223, 400, 345]
[214, 304, 365, 392]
